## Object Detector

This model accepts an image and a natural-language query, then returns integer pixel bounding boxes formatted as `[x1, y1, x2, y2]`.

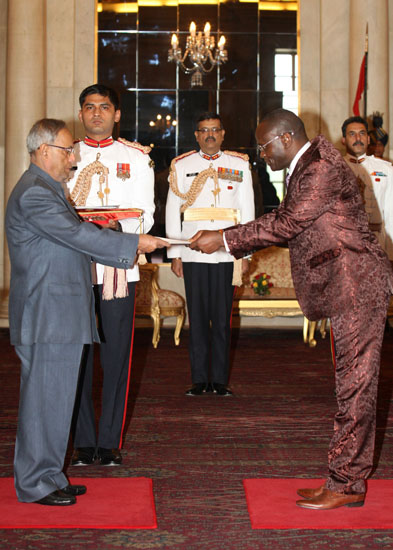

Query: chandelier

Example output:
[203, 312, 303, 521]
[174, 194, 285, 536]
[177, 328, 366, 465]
[168, 22, 228, 87]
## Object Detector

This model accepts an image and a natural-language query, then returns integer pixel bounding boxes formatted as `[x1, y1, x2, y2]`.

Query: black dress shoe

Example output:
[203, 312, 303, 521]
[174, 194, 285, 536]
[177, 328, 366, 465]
[61, 484, 87, 496]
[185, 383, 208, 396]
[35, 490, 76, 506]
[71, 447, 96, 466]
[212, 383, 233, 396]
[97, 447, 122, 466]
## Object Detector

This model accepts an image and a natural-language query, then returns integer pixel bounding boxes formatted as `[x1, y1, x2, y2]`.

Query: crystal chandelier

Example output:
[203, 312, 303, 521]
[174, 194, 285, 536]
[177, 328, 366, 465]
[168, 22, 228, 87]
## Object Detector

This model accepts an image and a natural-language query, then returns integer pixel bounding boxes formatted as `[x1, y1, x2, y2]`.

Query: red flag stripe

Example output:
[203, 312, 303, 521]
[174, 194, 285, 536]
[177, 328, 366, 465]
[352, 54, 366, 116]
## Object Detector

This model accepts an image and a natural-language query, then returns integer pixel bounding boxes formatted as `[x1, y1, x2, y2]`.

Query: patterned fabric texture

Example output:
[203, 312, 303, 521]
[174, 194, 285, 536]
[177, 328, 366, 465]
[1, 327, 393, 548]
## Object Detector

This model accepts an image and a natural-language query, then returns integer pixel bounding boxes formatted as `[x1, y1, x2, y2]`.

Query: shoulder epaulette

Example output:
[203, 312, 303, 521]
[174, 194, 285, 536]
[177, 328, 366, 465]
[375, 157, 393, 168]
[118, 137, 151, 154]
[172, 150, 197, 164]
[223, 150, 249, 162]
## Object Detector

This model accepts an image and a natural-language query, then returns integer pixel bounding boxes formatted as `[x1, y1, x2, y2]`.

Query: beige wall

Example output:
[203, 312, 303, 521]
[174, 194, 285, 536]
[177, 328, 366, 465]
[0, 0, 8, 291]
[299, 0, 391, 154]
[0, 0, 96, 320]
[46, 0, 97, 136]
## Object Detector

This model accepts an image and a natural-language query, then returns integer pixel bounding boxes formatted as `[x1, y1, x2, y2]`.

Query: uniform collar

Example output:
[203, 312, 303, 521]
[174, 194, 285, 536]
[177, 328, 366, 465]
[346, 153, 366, 164]
[199, 150, 222, 161]
[84, 136, 114, 148]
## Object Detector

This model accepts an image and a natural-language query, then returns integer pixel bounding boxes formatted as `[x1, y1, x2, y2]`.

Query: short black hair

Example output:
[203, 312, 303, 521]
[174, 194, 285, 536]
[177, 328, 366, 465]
[261, 108, 306, 139]
[79, 84, 120, 111]
[195, 112, 223, 130]
[341, 116, 368, 137]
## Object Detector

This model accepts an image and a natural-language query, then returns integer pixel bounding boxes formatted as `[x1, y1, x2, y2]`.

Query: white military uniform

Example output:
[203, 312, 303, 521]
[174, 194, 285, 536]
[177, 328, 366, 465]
[344, 153, 393, 260]
[66, 136, 155, 451]
[166, 150, 255, 261]
[165, 149, 254, 387]
[67, 137, 155, 283]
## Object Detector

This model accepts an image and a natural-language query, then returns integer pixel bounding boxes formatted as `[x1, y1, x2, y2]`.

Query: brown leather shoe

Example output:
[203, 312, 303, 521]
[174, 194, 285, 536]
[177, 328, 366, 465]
[297, 483, 325, 499]
[296, 488, 365, 510]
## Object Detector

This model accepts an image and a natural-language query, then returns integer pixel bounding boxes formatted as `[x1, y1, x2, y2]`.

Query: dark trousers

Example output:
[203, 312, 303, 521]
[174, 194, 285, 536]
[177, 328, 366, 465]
[326, 283, 391, 494]
[183, 262, 234, 385]
[73, 282, 136, 449]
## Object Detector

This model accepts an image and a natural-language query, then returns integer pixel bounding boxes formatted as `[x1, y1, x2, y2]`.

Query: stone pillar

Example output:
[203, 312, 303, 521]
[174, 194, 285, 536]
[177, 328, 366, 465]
[298, 0, 321, 139]
[320, 0, 350, 146]
[0, 0, 46, 319]
[0, 0, 8, 292]
[349, 0, 389, 121]
[299, 0, 390, 148]
[299, 0, 350, 145]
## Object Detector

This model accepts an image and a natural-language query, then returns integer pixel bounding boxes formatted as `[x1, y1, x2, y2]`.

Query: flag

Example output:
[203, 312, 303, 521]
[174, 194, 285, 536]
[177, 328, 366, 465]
[352, 53, 366, 116]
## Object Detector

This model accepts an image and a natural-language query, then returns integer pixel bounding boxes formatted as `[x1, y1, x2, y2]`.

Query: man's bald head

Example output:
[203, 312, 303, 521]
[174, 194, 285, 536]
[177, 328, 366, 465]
[256, 109, 308, 171]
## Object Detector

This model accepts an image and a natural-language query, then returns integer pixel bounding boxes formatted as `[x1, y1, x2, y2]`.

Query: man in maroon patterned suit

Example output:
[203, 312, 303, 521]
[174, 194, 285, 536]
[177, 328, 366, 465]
[190, 109, 393, 510]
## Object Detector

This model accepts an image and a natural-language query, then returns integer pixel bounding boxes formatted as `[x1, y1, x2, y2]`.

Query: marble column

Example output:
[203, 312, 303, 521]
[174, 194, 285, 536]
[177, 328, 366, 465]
[299, 0, 390, 149]
[0, 0, 8, 293]
[0, 0, 46, 320]
[298, 0, 321, 139]
[349, 0, 389, 121]
[0, 0, 96, 324]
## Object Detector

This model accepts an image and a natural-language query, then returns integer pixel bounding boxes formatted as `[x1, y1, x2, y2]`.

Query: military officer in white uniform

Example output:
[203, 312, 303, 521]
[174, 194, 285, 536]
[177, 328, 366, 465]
[166, 112, 255, 396]
[342, 116, 393, 260]
[66, 84, 155, 466]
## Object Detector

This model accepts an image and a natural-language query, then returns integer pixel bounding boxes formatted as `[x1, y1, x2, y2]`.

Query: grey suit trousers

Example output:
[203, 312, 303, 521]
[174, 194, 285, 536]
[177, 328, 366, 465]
[14, 343, 83, 502]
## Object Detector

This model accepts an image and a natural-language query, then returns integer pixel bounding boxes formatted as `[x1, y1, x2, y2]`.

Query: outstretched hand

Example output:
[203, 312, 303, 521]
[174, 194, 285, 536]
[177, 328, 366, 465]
[137, 234, 169, 254]
[189, 230, 224, 254]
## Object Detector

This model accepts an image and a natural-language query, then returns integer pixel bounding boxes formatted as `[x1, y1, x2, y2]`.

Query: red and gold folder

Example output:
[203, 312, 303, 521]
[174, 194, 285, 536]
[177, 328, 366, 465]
[77, 207, 143, 226]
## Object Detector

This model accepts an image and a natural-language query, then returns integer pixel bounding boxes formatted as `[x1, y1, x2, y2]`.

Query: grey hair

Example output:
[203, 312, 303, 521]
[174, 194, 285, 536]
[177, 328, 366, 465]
[26, 118, 67, 154]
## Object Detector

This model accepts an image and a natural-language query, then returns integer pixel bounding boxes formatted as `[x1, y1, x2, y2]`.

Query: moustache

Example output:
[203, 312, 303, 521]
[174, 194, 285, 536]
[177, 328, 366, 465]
[206, 136, 216, 142]
[353, 141, 364, 146]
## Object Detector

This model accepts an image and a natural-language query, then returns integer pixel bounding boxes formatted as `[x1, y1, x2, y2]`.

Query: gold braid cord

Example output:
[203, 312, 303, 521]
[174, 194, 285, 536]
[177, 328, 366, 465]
[69, 153, 127, 301]
[169, 158, 220, 213]
[69, 153, 109, 207]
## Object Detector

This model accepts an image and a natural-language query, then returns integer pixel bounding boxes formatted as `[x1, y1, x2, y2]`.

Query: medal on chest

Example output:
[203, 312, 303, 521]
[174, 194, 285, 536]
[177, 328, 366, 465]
[217, 167, 243, 182]
[117, 163, 130, 181]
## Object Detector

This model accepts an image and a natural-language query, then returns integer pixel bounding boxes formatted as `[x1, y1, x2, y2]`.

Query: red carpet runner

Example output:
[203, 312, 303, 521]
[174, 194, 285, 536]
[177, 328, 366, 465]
[244, 478, 393, 530]
[0, 477, 157, 529]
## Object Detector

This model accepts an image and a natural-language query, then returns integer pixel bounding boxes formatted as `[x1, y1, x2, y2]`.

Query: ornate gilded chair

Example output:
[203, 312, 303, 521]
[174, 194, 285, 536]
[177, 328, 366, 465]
[135, 264, 185, 348]
[234, 246, 327, 347]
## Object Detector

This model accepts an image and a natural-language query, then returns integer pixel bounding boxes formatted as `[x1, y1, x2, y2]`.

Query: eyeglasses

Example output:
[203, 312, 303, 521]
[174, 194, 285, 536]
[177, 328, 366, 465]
[45, 144, 75, 155]
[257, 131, 294, 153]
[196, 127, 223, 134]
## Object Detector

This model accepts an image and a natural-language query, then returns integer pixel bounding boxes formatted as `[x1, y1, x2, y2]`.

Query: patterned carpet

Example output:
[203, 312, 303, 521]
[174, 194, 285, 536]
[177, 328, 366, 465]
[1, 325, 393, 549]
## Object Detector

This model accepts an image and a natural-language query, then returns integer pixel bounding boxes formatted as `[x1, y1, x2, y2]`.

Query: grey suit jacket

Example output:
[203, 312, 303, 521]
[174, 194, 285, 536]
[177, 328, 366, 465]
[6, 163, 139, 345]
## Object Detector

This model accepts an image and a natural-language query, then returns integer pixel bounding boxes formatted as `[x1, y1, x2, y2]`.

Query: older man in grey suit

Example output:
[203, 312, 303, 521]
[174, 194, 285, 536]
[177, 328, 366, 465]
[6, 118, 167, 506]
